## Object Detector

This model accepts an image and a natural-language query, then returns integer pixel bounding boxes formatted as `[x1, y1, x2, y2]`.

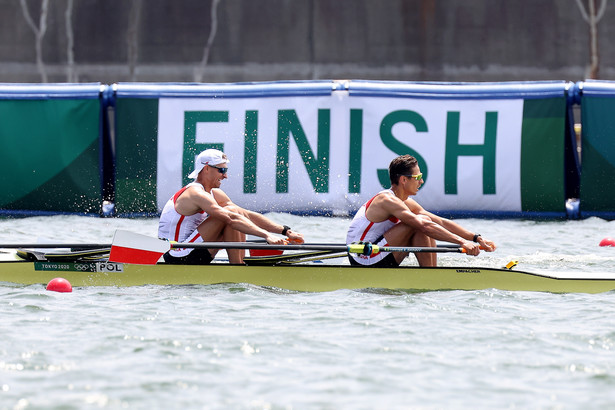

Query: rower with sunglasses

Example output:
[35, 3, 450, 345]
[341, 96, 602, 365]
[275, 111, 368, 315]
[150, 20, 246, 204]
[346, 154, 496, 267]
[158, 149, 304, 264]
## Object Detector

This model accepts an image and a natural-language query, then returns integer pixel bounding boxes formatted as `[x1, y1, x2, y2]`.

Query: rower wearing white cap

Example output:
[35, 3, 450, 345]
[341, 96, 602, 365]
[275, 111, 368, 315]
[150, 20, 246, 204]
[158, 149, 304, 264]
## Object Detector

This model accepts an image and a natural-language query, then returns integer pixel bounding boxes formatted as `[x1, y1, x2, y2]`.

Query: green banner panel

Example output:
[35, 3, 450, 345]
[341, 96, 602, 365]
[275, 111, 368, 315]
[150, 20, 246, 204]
[579, 96, 615, 212]
[114, 98, 159, 215]
[0, 99, 101, 213]
[520, 98, 566, 213]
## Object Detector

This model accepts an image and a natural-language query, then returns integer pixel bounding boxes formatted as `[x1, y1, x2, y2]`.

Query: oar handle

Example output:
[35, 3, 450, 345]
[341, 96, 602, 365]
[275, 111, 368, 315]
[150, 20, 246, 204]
[436, 244, 488, 251]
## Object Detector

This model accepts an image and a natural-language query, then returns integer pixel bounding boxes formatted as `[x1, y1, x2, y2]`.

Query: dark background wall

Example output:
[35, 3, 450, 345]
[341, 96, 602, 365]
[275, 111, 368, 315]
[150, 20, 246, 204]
[1, 0, 612, 84]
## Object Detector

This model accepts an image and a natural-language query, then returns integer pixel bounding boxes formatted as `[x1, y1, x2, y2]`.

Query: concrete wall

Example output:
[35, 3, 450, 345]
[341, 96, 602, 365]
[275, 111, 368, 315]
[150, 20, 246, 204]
[1, 0, 612, 83]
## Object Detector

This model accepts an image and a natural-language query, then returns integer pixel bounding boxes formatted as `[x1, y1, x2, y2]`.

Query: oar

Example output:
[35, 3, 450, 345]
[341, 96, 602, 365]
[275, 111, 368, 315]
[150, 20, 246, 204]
[248, 240, 473, 249]
[0, 239, 465, 251]
[109, 230, 469, 265]
[0, 243, 110, 249]
[244, 250, 348, 266]
[279, 252, 349, 265]
[109, 229, 350, 264]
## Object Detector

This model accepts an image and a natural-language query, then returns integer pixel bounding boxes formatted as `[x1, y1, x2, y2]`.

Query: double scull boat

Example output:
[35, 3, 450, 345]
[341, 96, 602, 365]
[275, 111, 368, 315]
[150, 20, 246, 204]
[0, 234, 614, 293]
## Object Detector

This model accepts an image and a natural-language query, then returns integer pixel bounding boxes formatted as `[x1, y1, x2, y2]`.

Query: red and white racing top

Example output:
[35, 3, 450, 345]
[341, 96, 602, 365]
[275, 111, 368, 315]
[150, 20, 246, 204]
[346, 189, 400, 265]
[158, 182, 209, 257]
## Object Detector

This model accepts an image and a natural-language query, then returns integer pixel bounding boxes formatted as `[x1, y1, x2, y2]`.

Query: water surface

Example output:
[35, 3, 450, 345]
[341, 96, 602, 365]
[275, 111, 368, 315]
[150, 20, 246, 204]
[1, 215, 615, 409]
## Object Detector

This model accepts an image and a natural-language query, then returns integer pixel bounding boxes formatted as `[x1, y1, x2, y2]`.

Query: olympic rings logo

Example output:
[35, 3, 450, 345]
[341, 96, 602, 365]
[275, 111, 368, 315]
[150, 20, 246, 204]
[71, 262, 123, 272]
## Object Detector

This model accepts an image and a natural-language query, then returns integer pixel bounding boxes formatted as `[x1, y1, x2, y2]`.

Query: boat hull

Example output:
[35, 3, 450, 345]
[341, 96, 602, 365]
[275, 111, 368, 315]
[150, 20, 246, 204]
[2, 259, 615, 293]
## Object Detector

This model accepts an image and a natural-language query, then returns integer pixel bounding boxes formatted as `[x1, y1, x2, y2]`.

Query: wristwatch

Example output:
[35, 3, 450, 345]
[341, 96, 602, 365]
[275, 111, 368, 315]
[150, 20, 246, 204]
[473, 233, 481, 242]
[281, 225, 291, 236]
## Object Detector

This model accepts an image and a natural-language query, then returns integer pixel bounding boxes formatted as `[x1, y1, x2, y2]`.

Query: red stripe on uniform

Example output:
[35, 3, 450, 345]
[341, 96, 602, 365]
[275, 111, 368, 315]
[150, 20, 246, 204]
[364, 195, 377, 211]
[360, 193, 381, 241]
[173, 215, 185, 242]
[173, 186, 189, 203]
[359, 221, 374, 241]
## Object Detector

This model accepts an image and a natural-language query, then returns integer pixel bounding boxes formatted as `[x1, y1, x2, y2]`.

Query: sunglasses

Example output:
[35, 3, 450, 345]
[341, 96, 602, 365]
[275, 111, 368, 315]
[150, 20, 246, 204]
[209, 165, 228, 174]
[401, 173, 423, 181]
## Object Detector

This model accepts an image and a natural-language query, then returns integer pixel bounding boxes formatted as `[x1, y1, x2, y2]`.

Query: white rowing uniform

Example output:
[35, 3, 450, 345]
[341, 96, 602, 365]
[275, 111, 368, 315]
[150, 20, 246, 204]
[346, 189, 400, 265]
[158, 182, 209, 258]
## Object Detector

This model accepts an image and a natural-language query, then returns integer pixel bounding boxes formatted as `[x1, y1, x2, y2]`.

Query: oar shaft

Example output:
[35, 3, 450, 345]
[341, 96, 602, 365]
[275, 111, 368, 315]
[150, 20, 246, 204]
[0, 240, 464, 255]
[171, 242, 464, 255]
[346, 243, 464, 255]
[378, 246, 465, 254]
[171, 242, 349, 252]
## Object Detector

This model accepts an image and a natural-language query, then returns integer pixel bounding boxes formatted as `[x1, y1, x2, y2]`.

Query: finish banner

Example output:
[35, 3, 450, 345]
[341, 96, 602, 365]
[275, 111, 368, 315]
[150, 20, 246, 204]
[113, 83, 566, 217]
[152, 96, 563, 216]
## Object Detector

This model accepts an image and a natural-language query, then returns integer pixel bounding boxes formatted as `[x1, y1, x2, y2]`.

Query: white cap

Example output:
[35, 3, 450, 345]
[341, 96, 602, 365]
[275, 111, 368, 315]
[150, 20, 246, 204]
[188, 149, 229, 179]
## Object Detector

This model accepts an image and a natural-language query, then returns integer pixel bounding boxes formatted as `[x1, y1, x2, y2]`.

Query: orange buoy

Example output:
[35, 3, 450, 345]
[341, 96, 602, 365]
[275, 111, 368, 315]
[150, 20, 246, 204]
[46, 278, 72, 293]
